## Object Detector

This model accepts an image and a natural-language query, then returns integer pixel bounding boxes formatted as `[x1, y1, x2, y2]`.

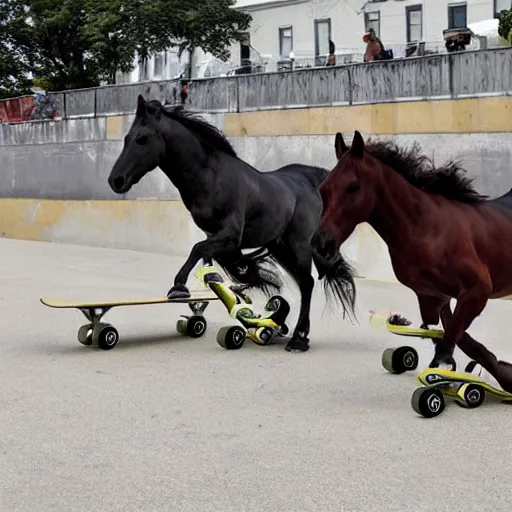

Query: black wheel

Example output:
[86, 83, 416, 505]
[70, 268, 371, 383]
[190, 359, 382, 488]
[187, 316, 208, 338]
[216, 326, 246, 350]
[455, 383, 486, 409]
[77, 324, 93, 346]
[253, 327, 274, 346]
[411, 387, 445, 418]
[92, 324, 120, 351]
[176, 316, 207, 338]
[382, 346, 419, 374]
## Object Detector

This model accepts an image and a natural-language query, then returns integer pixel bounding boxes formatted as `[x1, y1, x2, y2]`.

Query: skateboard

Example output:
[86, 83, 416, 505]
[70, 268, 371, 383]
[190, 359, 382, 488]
[369, 310, 445, 374]
[194, 264, 290, 350]
[40, 291, 219, 350]
[411, 367, 512, 418]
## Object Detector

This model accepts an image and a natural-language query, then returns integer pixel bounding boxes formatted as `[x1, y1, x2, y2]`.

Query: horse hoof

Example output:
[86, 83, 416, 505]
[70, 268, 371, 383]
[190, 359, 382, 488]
[167, 285, 191, 299]
[429, 355, 457, 371]
[285, 338, 310, 353]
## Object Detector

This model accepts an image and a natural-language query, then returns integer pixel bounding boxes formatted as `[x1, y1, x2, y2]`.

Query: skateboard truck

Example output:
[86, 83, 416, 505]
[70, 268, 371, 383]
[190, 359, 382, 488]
[75, 306, 120, 351]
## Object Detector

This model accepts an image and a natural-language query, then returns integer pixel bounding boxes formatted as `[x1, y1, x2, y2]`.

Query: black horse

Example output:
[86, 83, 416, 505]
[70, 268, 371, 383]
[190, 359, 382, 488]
[108, 95, 357, 352]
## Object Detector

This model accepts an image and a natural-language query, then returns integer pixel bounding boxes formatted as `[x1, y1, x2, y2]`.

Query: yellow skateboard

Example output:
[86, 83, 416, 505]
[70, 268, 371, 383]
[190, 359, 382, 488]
[411, 367, 512, 418]
[40, 291, 219, 350]
[369, 310, 445, 375]
[194, 265, 290, 350]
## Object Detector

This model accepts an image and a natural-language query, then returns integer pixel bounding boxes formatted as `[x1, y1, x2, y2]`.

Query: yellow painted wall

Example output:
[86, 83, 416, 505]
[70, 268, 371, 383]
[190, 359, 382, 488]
[0, 198, 205, 257]
[224, 96, 512, 137]
[0, 198, 394, 282]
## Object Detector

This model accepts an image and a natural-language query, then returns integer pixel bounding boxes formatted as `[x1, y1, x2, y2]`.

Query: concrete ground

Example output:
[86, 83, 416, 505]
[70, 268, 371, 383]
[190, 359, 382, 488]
[1, 237, 512, 512]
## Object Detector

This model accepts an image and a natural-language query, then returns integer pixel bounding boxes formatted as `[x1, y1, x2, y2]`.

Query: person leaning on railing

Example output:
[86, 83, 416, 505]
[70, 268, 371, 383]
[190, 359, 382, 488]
[363, 28, 386, 62]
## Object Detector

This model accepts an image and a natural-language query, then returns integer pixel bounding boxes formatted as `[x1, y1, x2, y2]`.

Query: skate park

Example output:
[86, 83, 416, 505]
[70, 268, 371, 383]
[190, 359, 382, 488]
[2, 49, 512, 511]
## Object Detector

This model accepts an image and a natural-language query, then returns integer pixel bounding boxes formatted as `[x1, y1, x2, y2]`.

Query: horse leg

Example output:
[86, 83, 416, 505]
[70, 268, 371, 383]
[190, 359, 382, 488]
[429, 280, 491, 368]
[417, 294, 449, 342]
[418, 294, 443, 328]
[269, 240, 314, 353]
[440, 305, 512, 393]
[168, 221, 242, 298]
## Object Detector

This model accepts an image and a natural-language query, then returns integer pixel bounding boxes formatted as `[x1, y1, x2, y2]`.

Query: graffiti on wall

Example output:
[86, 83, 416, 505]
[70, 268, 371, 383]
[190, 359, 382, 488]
[0, 93, 61, 123]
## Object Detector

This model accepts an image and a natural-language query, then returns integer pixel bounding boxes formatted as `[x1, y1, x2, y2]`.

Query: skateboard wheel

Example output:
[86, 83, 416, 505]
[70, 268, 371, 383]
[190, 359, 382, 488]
[216, 326, 246, 350]
[455, 383, 485, 409]
[411, 387, 445, 418]
[176, 316, 207, 338]
[176, 319, 188, 335]
[381, 346, 419, 374]
[252, 327, 274, 346]
[92, 323, 120, 350]
[77, 324, 93, 346]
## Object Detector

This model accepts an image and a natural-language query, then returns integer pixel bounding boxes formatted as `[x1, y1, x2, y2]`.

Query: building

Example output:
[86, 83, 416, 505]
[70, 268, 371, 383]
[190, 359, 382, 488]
[361, 0, 510, 55]
[117, 0, 511, 83]
[235, 0, 511, 70]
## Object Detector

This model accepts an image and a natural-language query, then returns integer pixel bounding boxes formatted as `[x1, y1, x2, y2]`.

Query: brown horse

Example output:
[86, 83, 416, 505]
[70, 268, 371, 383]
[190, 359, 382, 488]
[313, 130, 512, 392]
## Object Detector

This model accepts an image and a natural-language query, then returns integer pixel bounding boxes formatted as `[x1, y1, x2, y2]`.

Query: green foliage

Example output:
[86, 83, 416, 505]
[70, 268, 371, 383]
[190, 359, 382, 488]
[498, 8, 512, 44]
[0, 0, 251, 93]
[0, 42, 34, 100]
[0, 1, 33, 99]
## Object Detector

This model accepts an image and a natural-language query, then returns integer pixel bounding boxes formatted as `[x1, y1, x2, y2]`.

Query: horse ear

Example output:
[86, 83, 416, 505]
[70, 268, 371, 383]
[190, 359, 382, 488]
[350, 130, 365, 158]
[146, 101, 162, 120]
[334, 132, 348, 160]
[136, 95, 146, 117]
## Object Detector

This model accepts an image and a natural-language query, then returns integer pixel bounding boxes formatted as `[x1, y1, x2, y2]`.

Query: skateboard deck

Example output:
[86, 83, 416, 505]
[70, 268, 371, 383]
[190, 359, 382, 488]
[417, 367, 512, 400]
[369, 310, 444, 339]
[40, 291, 218, 310]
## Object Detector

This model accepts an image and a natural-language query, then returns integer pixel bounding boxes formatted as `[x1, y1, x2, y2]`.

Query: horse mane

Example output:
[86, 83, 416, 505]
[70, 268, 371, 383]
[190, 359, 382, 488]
[146, 100, 237, 158]
[364, 139, 487, 204]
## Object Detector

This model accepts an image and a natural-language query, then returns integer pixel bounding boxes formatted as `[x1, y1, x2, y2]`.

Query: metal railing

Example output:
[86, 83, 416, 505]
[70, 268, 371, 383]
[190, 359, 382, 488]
[49, 47, 512, 119]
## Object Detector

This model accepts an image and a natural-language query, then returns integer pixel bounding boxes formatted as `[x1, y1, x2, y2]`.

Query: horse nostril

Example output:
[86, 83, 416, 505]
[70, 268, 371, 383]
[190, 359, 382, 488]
[113, 176, 125, 191]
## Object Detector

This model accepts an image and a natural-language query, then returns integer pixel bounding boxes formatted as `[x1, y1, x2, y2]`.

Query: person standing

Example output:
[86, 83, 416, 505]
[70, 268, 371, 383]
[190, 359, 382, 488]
[363, 28, 385, 62]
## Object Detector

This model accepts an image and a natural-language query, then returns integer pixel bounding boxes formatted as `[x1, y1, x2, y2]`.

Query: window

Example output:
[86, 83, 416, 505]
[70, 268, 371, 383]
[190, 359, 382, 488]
[239, 32, 251, 61]
[365, 11, 380, 37]
[448, 3, 467, 28]
[138, 58, 149, 81]
[406, 5, 423, 42]
[279, 26, 293, 59]
[153, 53, 164, 78]
[314, 19, 331, 56]
[495, 0, 512, 18]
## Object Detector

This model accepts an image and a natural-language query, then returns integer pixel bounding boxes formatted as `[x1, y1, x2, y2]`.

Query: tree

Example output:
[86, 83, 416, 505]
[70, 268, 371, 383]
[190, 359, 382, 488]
[0, 0, 251, 92]
[498, 8, 512, 44]
[0, 1, 34, 99]
[0, 41, 34, 100]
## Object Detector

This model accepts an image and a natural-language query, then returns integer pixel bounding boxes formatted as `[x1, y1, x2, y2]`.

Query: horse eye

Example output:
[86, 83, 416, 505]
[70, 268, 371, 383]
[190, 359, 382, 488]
[136, 135, 148, 145]
[346, 182, 359, 194]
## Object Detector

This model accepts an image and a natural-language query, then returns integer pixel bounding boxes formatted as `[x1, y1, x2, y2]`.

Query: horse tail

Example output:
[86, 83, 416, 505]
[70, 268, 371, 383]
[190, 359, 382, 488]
[221, 248, 284, 296]
[312, 241, 358, 322]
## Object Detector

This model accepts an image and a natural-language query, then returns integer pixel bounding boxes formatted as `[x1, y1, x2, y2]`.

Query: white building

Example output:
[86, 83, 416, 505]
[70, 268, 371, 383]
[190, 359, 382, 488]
[234, 0, 511, 70]
[117, 0, 511, 83]
[361, 0, 510, 54]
